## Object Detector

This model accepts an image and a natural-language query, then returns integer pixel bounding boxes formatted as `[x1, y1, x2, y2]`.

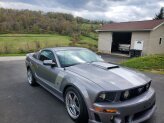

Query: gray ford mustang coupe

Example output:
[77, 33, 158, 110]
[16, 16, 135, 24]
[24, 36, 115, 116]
[25, 47, 156, 123]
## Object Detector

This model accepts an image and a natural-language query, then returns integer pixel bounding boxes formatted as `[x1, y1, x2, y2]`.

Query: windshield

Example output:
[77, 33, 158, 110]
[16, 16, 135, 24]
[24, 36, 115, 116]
[56, 49, 104, 67]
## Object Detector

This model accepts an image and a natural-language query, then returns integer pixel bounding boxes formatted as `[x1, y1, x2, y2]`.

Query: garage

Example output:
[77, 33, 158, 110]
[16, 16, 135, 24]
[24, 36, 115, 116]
[97, 19, 164, 56]
[111, 32, 132, 55]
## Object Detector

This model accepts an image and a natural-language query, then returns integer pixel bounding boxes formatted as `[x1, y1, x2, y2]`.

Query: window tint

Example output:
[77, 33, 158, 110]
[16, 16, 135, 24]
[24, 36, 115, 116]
[39, 50, 54, 61]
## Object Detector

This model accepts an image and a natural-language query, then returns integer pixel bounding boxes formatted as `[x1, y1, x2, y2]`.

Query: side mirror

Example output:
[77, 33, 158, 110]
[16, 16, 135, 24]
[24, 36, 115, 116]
[43, 60, 56, 67]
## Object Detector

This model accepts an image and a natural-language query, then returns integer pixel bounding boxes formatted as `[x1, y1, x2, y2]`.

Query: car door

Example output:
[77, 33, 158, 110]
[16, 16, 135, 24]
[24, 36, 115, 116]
[36, 50, 59, 87]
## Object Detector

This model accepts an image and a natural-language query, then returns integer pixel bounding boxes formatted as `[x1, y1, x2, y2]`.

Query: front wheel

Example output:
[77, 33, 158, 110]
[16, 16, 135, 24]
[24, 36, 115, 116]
[65, 87, 88, 123]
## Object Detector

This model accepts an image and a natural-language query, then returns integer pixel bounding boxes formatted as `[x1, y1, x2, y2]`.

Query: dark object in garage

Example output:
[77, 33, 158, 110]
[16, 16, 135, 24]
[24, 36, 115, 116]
[130, 49, 142, 57]
[112, 32, 132, 55]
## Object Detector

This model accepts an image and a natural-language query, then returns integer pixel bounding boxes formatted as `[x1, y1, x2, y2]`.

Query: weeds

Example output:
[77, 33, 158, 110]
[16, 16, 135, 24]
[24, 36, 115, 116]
[34, 41, 41, 51]
[3, 42, 10, 54]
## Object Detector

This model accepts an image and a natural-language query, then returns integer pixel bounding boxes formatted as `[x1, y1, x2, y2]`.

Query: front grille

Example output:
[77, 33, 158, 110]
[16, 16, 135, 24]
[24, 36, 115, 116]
[120, 82, 151, 101]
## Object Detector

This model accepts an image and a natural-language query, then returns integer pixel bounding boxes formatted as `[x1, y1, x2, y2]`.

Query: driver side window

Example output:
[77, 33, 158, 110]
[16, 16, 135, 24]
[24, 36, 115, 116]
[39, 50, 55, 61]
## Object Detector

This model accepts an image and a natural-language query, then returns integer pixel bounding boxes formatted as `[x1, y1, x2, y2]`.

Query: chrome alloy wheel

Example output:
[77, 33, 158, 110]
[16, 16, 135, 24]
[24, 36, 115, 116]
[27, 70, 32, 84]
[66, 91, 80, 119]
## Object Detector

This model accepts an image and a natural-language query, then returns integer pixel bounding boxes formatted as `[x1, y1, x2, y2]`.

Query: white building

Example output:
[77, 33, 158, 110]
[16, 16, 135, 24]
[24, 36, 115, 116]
[97, 19, 164, 56]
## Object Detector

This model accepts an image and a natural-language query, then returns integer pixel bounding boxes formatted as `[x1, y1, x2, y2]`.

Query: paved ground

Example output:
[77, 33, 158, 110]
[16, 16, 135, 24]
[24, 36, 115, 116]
[0, 56, 163, 123]
[0, 56, 25, 61]
[0, 60, 73, 123]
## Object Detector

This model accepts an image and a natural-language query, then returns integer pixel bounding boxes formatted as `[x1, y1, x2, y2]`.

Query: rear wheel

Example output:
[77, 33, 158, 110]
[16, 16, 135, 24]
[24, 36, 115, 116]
[27, 68, 37, 86]
[65, 87, 88, 123]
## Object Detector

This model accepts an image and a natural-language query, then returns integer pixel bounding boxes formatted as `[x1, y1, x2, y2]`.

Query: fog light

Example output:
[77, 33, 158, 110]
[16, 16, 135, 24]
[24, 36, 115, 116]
[105, 109, 118, 113]
[124, 90, 130, 99]
[94, 106, 118, 113]
[94, 107, 104, 112]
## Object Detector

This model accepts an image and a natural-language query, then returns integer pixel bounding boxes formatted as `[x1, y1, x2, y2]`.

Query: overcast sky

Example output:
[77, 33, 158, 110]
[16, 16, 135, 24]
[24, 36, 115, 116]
[0, 0, 163, 22]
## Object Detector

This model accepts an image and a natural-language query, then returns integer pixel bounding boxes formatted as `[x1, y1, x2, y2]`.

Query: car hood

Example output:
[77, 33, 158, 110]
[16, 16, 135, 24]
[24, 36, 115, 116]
[66, 62, 151, 91]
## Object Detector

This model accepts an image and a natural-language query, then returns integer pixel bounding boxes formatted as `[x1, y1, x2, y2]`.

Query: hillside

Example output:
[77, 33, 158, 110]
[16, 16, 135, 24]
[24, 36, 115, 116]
[0, 8, 101, 40]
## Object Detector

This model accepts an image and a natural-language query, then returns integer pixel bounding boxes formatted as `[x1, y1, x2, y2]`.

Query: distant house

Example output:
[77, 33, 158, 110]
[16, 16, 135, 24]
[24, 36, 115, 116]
[96, 19, 164, 56]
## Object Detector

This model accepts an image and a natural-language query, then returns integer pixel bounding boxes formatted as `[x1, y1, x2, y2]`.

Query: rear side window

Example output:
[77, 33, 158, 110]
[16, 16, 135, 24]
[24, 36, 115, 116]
[39, 50, 55, 61]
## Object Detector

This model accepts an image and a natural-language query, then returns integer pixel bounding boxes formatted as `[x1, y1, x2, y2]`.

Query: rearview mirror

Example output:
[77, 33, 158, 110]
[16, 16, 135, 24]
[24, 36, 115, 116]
[43, 60, 56, 67]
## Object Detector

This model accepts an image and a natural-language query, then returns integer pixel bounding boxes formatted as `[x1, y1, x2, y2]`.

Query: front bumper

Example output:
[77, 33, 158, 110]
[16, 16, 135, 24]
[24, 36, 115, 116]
[89, 88, 156, 123]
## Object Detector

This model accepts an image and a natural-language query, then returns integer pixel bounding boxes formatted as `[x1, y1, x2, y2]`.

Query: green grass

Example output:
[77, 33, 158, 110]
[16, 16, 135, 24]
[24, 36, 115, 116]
[0, 34, 97, 54]
[121, 55, 164, 74]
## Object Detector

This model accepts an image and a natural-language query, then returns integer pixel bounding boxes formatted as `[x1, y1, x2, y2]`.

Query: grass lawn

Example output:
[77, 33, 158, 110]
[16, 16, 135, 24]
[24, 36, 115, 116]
[121, 54, 164, 74]
[0, 34, 97, 54]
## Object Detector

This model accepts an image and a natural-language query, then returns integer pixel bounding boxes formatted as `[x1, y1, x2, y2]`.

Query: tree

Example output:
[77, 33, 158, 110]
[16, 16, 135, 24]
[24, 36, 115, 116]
[0, 8, 103, 35]
[154, 7, 164, 20]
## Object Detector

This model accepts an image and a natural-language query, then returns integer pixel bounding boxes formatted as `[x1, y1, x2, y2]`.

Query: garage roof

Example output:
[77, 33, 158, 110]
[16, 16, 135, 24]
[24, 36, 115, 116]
[97, 19, 164, 32]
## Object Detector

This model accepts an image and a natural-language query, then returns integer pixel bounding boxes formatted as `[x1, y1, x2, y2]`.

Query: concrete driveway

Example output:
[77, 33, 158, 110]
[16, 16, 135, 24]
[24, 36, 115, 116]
[0, 56, 164, 123]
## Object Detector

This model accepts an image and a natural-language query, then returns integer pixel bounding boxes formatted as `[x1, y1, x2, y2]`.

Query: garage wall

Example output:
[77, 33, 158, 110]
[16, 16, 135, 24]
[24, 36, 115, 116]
[98, 32, 112, 53]
[148, 24, 164, 55]
[131, 32, 150, 55]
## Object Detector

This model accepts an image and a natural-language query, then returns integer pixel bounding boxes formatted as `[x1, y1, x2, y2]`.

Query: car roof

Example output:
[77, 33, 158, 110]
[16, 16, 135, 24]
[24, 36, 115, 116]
[44, 47, 87, 52]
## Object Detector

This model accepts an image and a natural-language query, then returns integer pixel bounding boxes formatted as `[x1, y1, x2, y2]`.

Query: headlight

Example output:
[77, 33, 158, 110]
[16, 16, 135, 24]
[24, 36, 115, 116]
[95, 92, 116, 102]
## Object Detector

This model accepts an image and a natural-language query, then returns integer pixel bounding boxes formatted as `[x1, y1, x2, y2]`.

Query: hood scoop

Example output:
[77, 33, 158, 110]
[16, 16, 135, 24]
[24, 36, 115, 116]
[91, 62, 119, 70]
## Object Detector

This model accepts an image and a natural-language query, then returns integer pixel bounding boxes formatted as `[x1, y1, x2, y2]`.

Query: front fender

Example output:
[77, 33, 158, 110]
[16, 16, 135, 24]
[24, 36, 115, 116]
[60, 71, 103, 120]
[61, 76, 92, 107]
[62, 80, 94, 120]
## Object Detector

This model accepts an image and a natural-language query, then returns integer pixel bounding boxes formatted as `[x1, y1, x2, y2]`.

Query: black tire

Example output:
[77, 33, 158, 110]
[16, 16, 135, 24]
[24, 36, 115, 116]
[27, 68, 37, 86]
[65, 87, 88, 123]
